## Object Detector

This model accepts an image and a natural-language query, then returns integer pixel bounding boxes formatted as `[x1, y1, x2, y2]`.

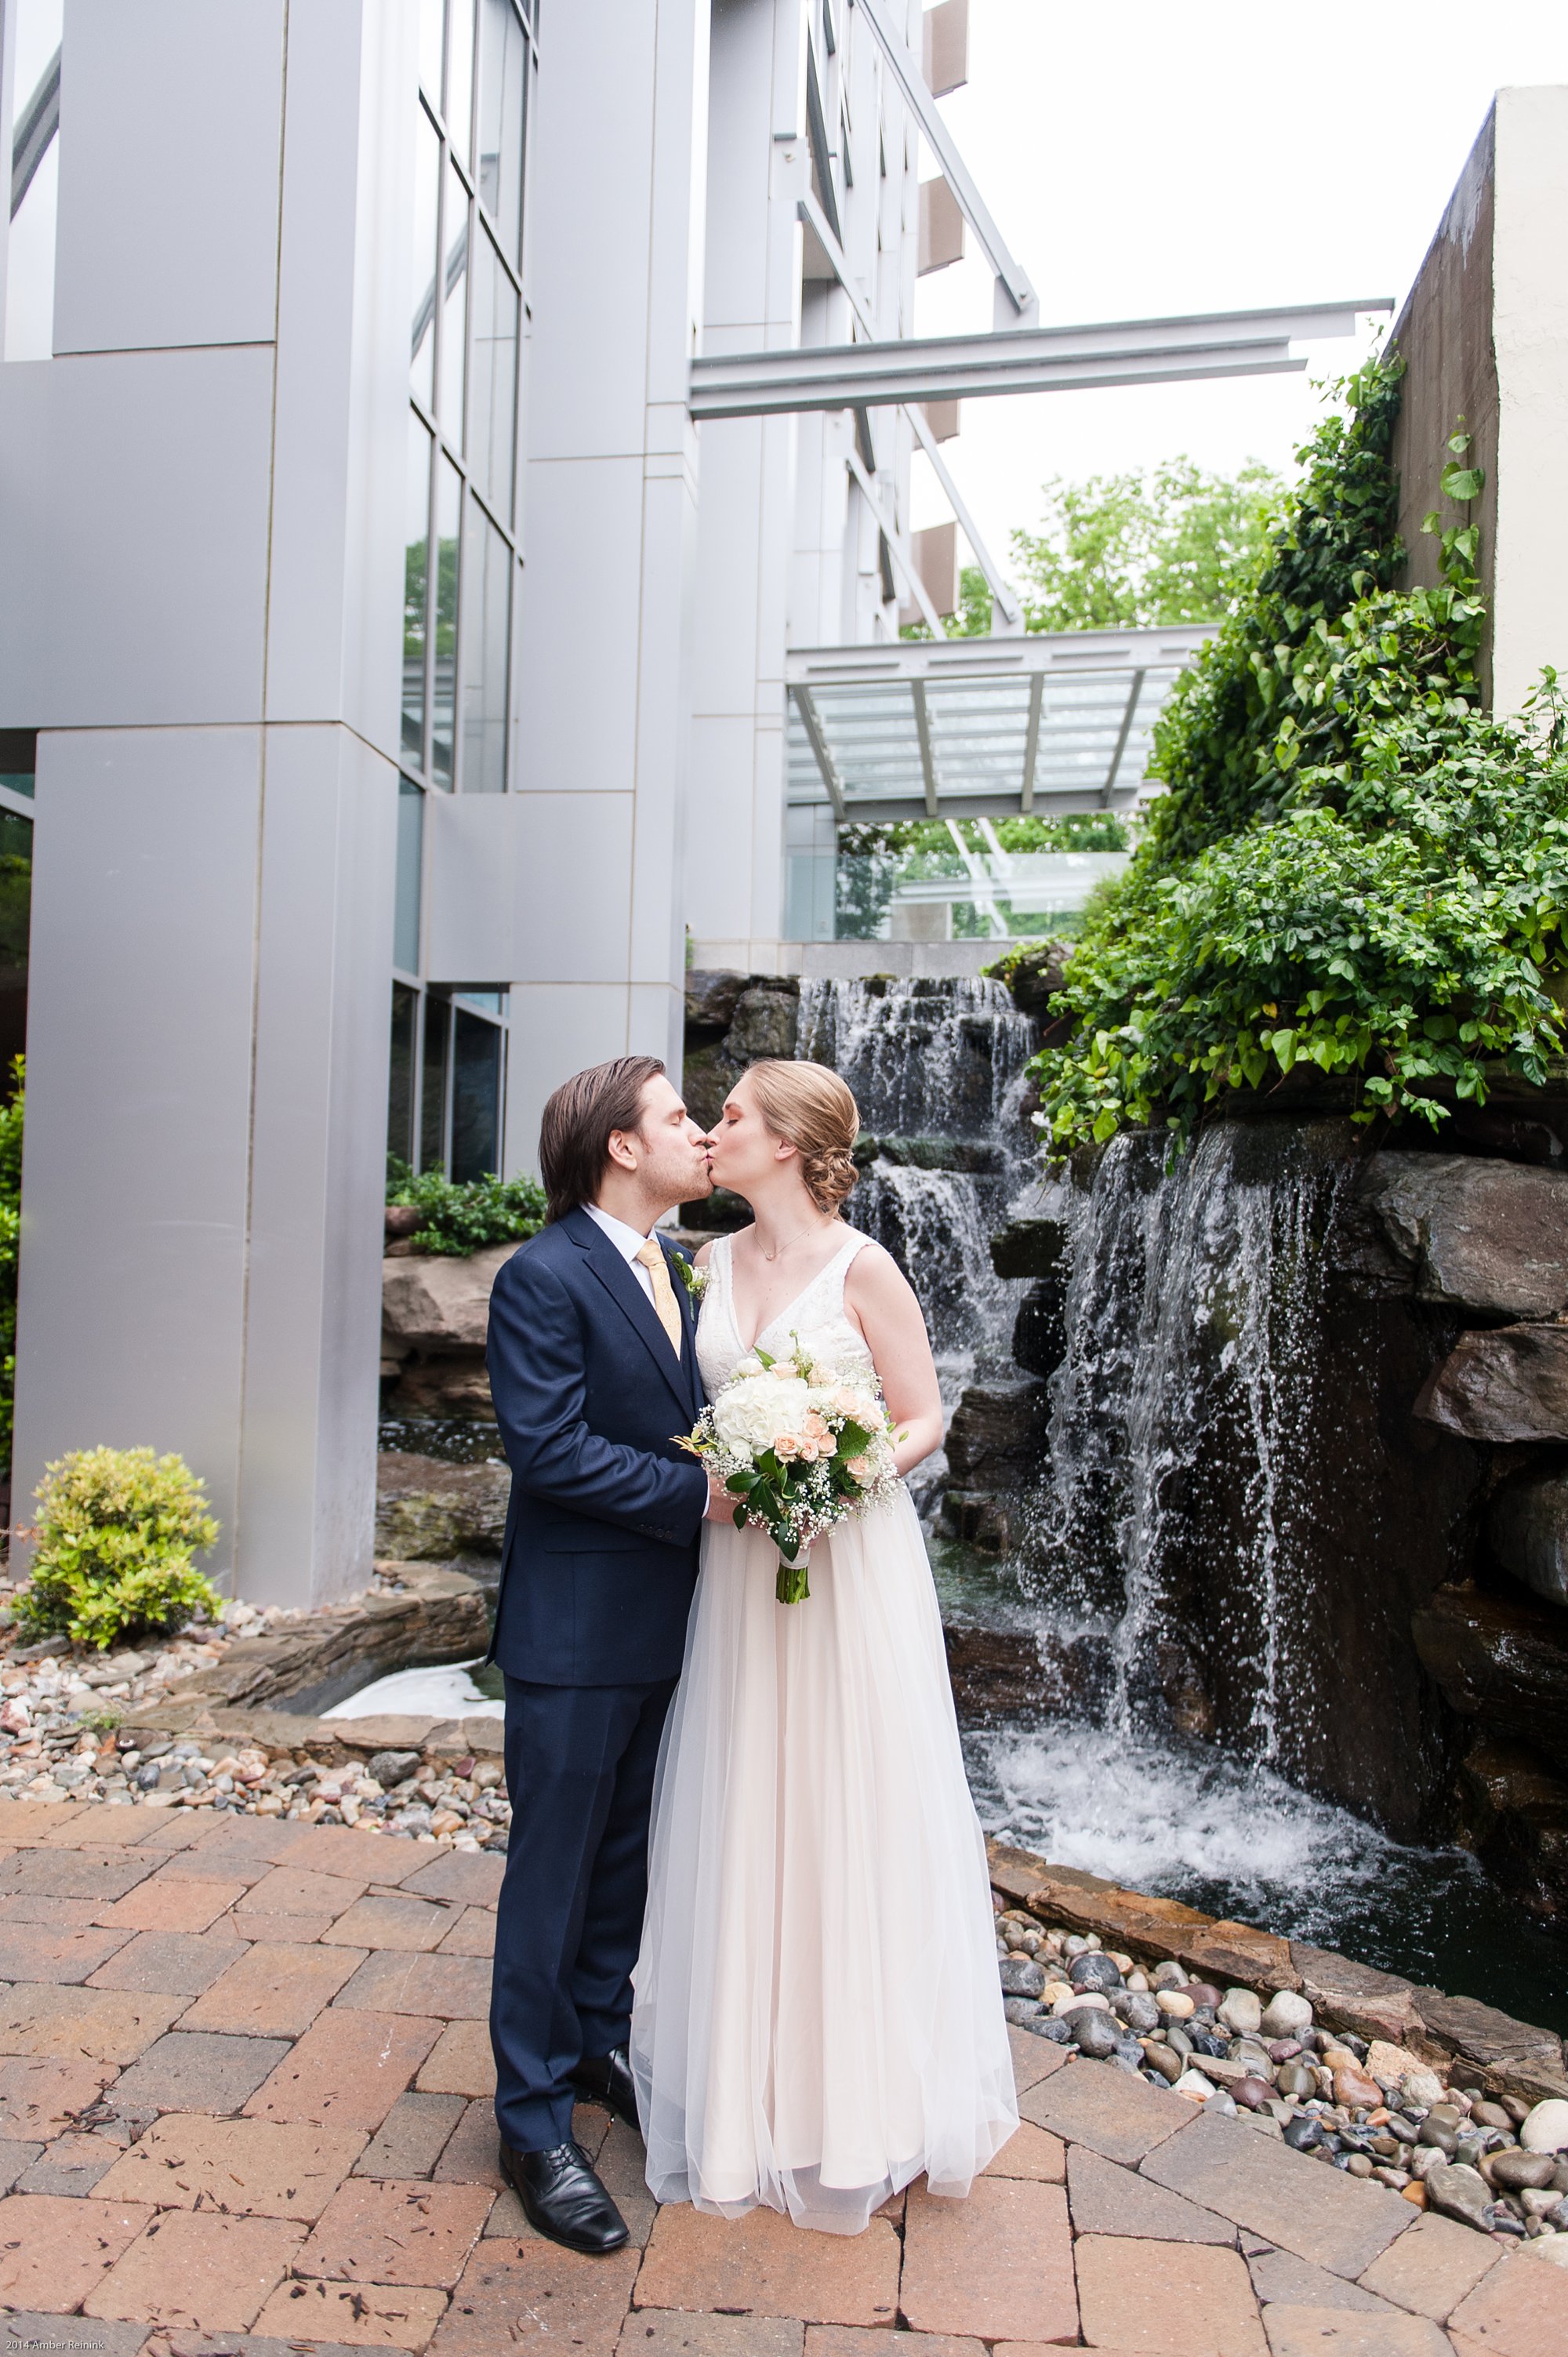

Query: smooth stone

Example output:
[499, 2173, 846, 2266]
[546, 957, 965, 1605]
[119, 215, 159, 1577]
[1188, 2028, 1230, 2060]
[1472, 2100, 1514, 2131]
[1259, 1988, 1313, 2038]
[1069, 1950, 1125, 1996]
[1186, 1984, 1222, 2011]
[1040, 1981, 1075, 2010]
[1345, 2153, 1374, 2177]
[1024, 2014, 1072, 2043]
[1334, 2064, 1385, 2111]
[1276, 2064, 1317, 2100]
[1172, 2068, 1218, 2101]
[1233, 2076, 1275, 2111]
[1069, 2008, 1120, 2059]
[1522, 2098, 1568, 2153]
[1053, 1988, 1109, 2017]
[1112, 1990, 1161, 2036]
[1003, 1996, 1043, 2024]
[1490, 2149, 1560, 2192]
[1152, 1959, 1189, 1988]
[1156, 1990, 1196, 2020]
[1143, 2042, 1184, 2084]
[1000, 1956, 1047, 1998]
[1268, 2038, 1304, 2064]
[1218, 1988, 1262, 2036]
[1402, 2068, 1446, 2109]
[1425, 2160, 1494, 2231]
[1166, 2026, 1194, 2059]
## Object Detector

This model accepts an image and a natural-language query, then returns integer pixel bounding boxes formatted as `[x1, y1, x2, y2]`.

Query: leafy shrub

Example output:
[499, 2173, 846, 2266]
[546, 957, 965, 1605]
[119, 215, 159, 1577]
[387, 1159, 546, 1257]
[0, 1057, 20, 1461]
[16, 1447, 222, 1651]
[1029, 358, 1568, 1152]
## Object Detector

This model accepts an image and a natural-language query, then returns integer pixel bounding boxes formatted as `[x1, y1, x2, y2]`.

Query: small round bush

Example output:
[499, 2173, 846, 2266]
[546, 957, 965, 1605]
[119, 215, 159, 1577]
[15, 1447, 222, 1651]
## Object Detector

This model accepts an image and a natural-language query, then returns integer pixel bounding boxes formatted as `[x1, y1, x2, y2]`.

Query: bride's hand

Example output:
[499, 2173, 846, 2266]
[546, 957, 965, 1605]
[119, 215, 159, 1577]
[704, 1473, 736, 1524]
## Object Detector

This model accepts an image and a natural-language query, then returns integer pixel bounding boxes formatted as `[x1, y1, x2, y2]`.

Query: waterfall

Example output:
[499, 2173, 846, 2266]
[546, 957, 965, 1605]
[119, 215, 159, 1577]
[797, 976, 1036, 1369]
[1032, 1119, 1352, 1770]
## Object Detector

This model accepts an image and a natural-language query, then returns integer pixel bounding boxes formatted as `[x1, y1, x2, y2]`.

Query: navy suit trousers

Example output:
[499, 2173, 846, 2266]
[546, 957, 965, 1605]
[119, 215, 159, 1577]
[491, 1674, 677, 2153]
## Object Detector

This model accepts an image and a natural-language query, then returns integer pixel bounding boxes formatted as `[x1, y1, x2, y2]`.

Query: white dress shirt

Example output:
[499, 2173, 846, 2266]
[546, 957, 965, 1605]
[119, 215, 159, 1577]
[585, 1203, 660, 1306]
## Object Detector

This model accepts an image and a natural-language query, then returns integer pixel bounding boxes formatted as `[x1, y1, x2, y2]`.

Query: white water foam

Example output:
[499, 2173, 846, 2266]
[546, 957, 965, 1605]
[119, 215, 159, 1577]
[325, 1657, 504, 1720]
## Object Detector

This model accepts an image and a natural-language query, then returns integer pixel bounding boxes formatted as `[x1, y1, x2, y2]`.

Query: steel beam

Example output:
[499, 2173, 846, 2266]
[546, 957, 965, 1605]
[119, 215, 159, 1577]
[789, 688, 848, 820]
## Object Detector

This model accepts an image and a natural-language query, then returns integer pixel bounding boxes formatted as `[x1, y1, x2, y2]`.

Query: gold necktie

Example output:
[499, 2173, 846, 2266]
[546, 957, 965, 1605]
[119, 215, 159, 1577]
[634, 1240, 684, 1357]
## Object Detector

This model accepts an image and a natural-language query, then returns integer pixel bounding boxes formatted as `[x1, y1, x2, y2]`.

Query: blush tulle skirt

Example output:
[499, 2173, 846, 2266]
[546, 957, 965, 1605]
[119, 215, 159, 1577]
[629, 1487, 1018, 2235]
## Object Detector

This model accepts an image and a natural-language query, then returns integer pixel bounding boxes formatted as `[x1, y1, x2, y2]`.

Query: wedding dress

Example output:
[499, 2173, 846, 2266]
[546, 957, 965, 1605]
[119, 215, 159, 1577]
[630, 1228, 1017, 2234]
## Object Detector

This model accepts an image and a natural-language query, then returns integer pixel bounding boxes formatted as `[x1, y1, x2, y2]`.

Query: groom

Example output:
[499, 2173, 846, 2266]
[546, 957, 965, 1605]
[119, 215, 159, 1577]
[485, 1056, 716, 2254]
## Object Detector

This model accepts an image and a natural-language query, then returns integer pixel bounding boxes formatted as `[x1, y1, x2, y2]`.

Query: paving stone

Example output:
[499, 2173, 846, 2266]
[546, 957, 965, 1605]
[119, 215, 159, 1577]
[236, 1866, 372, 1922]
[129, 1811, 234, 1853]
[149, 1829, 300, 1885]
[1247, 2251, 1395, 2313]
[251, 2275, 449, 2348]
[0, 2135, 42, 2191]
[902, 2177, 1076, 2342]
[85, 2209, 303, 2332]
[628, 2317, 804, 2357]
[1261, 2308, 1450, 2357]
[0, 2313, 147, 2356]
[295, 2177, 494, 2287]
[415, 2023, 493, 2099]
[397, 1853, 505, 1909]
[332, 1953, 491, 2021]
[0, 1985, 182, 2064]
[93, 1875, 250, 1935]
[0, 1850, 157, 1902]
[434, 2237, 640, 2357]
[0, 2054, 118, 2137]
[1140, 2111, 1416, 2280]
[113, 2032, 293, 2117]
[1007, 2021, 1070, 2097]
[593, 2118, 657, 2252]
[242, 2009, 442, 2131]
[217, 1910, 343, 1946]
[0, 1923, 136, 1984]
[159, 2336, 368, 2357]
[443, 2098, 608, 2219]
[274, 1827, 434, 1884]
[1067, 2146, 1234, 2245]
[434, 1908, 494, 1959]
[808, 2337, 975, 2357]
[1019, 2057, 1194, 2165]
[322, 1896, 456, 1952]
[635, 2202, 900, 2326]
[0, 1890, 103, 1925]
[0, 2190, 154, 2309]
[15, 2128, 122, 2195]
[86, 1929, 251, 1997]
[1445, 2248, 1566, 2354]
[180, 1941, 368, 2037]
[1075, 2235, 1267, 2357]
[0, 1803, 80, 1841]
[355, 2091, 470, 2181]
[1355, 2209, 1505, 2322]
[94, 2113, 365, 2219]
[984, 2121, 1064, 2182]
[42, 1810, 162, 1849]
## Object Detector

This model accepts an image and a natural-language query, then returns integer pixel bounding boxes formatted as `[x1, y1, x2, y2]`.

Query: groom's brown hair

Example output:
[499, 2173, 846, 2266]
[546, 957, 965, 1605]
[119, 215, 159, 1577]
[539, 1055, 667, 1223]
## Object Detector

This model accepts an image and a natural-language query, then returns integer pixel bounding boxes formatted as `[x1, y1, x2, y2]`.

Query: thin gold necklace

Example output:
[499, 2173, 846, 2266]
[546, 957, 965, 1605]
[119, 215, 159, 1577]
[759, 1219, 830, 1264]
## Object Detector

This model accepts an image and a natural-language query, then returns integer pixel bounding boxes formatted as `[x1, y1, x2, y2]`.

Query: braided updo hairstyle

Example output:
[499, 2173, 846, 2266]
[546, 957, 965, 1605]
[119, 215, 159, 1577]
[745, 1059, 860, 1215]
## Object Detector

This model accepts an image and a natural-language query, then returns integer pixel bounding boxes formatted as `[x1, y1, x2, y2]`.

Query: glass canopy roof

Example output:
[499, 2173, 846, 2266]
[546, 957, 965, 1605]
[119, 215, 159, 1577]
[785, 622, 1215, 819]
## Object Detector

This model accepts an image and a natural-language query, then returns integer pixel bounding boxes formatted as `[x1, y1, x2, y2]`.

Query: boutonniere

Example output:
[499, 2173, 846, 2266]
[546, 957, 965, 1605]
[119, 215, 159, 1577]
[673, 1255, 710, 1302]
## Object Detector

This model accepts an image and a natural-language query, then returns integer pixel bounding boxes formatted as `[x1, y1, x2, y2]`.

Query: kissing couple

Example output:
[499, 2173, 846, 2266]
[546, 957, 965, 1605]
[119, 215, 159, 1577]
[484, 1053, 1016, 2246]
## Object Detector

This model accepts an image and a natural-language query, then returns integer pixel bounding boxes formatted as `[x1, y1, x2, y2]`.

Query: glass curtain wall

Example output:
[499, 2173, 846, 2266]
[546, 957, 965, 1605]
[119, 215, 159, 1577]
[394, 0, 531, 1180]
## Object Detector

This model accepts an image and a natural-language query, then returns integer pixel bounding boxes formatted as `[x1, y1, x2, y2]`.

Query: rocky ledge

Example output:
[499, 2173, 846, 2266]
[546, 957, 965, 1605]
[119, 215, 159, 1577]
[990, 1836, 1568, 2250]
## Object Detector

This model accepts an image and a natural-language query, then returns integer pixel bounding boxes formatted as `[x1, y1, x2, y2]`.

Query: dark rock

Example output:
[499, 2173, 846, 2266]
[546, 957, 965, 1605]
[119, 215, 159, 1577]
[1413, 1585, 1568, 1779]
[1112, 1992, 1162, 2036]
[1459, 1741, 1568, 1925]
[1489, 1466, 1568, 1608]
[1354, 1153, 1568, 1318]
[1025, 2014, 1072, 2043]
[678, 1183, 751, 1234]
[1490, 2148, 1561, 2191]
[1012, 1274, 1068, 1381]
[994, 941, 1068, 1019]
[367, 1748, 422, 1789]
[1423, 2160, 1492, 2231]
[1416, 1324, 1568, 1444]
[385, 1204, 425, 1239]
[873, 1135, 1000, 1175]
[1282, 2115, 1321, 2150]
[940, 1490, 1016, 1556]
[1003, 1996, 1042, 2025]
[684, 969, 747, 1040]
[999, 1956, 1046, 1999]
[945, 1379, 1049, 1491]
[1069, 2009, 1120, 2059]
[1144, 2042, 1183, 2084]
[1068, 1952, 1124, 1996]
[1232, 2076, 1276, 2111]
[726, 985, 800, 1062]
[376, 1453, 510, 1561]
[990, 1213, 1068, 1283]
[681, 1041, 741, 1135]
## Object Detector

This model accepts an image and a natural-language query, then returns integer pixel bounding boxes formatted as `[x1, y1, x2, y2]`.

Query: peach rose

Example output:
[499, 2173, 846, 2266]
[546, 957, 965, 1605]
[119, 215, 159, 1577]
[773, 1434, 800, 1459]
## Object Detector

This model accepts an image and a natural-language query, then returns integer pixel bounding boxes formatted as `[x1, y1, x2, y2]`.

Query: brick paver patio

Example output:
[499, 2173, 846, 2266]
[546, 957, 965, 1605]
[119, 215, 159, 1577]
[0, 1802, 1557, 2356]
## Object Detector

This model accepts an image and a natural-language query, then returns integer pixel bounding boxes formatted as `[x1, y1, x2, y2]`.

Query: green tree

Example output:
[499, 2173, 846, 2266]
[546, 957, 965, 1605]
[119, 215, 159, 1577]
[1011, 457, 1286, 634]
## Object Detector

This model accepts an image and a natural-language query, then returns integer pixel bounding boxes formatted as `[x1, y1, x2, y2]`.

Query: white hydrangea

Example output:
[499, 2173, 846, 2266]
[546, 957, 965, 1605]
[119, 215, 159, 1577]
[712, 1371, 811, 1454]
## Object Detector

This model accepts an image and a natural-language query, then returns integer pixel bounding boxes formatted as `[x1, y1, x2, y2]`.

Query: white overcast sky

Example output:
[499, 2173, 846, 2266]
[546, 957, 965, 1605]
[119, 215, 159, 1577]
[908, 0, 1568, 579]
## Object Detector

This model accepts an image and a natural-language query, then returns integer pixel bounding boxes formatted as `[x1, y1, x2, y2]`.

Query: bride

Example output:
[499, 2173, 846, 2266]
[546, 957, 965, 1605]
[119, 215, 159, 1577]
[630, 1058, 1017, 2235]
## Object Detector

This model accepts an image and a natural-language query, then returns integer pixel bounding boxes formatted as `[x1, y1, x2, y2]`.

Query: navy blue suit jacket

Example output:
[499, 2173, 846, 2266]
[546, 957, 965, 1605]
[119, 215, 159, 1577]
[486, 1208, 710, 1687]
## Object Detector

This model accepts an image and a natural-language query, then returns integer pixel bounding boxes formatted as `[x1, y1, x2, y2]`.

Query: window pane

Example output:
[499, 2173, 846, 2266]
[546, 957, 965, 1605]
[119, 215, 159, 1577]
[468, 226, 519, 518]
[418, 0, 443, 104]
[387, 982, 418, 1171]
[477, 0, 525, 266]
[445, 0, 475, 165]
[394, 778, 424, 975]
[401, 416, 432, 769]
[0, 810, 33, 1090]
[409, 104, 441, 408]
[420, 997, 450, 1171]
[439, 158, 469, 447]
[451, 1006, 503, 1180]
[431, 457, 462, 789]
[460, 506, 510, 794]
[0, 732, 36, 801]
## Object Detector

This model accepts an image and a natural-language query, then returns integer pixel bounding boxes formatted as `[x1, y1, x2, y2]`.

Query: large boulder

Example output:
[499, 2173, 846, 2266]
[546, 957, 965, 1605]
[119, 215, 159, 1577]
[1414, 1324, 1568, 1443]
[990, 1178, 1069, 1281]
[1458, 1741, 1568, 1927]
[1489, 1466, 1568, 1607]
[383, 1244, 514, 1356]
[945, 1378, 1048, 1490]
[1412, 1583, 1568, 1776]
[684, 969, 747, 1040]
[376, 1453, 510, 1560]
[1354, 1153, 1568, 1318]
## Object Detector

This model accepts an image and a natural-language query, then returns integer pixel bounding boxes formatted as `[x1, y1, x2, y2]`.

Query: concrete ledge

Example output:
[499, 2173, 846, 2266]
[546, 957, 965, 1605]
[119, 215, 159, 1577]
[690, 938, 999, 979]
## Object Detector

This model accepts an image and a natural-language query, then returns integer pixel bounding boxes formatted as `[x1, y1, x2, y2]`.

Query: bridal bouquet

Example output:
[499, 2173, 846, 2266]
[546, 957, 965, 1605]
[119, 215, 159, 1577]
[680, 1342, 900, 1603]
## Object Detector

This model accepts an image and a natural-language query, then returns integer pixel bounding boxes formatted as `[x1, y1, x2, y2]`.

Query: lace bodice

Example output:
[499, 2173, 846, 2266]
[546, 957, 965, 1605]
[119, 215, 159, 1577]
[696, 1229, 877, 1396]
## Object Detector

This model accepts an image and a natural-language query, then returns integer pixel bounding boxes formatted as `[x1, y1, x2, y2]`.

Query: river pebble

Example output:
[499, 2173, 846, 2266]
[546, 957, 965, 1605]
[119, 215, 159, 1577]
[1522, 2100, 1568, 2153]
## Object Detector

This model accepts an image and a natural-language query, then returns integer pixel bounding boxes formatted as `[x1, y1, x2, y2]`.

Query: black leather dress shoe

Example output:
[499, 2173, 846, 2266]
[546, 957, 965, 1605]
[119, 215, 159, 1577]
[499, 2138, 628, 2254]
[569, 2046, 641, 2134]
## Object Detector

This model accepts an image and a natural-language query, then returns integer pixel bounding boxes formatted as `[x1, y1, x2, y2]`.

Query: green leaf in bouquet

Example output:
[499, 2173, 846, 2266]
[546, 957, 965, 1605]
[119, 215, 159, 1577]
[835, 1421, 872, 1455]
[725, 1472, 753, 1494]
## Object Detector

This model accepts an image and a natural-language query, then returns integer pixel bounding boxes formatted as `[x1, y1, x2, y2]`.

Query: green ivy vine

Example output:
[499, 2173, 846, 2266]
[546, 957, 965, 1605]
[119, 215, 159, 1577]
[1027, 357, 1568, 1153]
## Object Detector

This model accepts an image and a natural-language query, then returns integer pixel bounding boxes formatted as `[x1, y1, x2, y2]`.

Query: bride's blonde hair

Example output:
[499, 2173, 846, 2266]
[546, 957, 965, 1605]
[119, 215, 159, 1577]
[745, 1060, 859, 1215]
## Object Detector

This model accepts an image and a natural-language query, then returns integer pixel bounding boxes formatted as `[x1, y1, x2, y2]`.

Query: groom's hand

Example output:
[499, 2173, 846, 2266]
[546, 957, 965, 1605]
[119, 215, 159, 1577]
[704, 1473, 736, 1524]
